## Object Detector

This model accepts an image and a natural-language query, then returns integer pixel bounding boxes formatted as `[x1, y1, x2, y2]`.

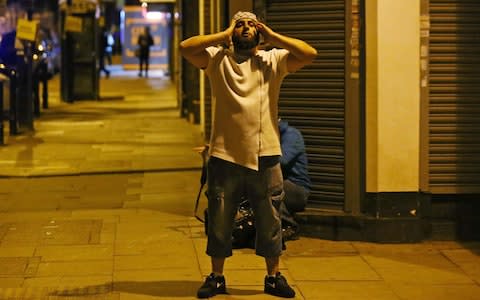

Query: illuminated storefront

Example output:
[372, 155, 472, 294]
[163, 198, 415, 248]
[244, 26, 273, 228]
[121, 3, 172, 73]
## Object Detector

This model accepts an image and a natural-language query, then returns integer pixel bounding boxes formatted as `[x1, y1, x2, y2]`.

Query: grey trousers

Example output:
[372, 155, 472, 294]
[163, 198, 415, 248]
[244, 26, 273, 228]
[206, 156, 283, 258]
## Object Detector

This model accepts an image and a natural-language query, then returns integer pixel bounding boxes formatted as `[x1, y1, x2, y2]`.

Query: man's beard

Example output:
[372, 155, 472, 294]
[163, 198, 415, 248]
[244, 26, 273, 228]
[232, 34, 259, 50]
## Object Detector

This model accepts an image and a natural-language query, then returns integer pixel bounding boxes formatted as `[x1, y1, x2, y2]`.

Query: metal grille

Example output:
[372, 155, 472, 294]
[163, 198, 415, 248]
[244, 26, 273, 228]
[266, 0, 346, 207]
[429, 0, 480, 193]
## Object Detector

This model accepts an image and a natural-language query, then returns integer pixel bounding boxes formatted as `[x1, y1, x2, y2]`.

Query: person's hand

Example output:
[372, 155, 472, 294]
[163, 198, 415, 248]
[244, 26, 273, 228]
[255, 22, 275, 43]
[223, 21, 236, 47]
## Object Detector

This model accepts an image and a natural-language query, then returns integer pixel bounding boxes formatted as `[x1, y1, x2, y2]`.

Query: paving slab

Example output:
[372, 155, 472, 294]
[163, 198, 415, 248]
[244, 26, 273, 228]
[441, 248, 480, 284]
[284, 256, 381, 281]
[118, 292, 197, 300]
[114, 269, 201, 299]
[286, 238, 358, 257]
[389, 283, 480, 300]
[0, 257, 32, 276]
[0, 211, 73, 222]
[114, 254, 196, 270]
[35, 244, 114, 261]
[0, 246, 35, 257]
[118, 239, 196, 256]
[0, 278, 23, 288]
[362, 254, 473, 284]
[0, 70, 479, 300]
[34, 260, 112, 277]
[212, 286, 304, 300]
[296, 282, 400, 300]
[23, 276, 113, 289]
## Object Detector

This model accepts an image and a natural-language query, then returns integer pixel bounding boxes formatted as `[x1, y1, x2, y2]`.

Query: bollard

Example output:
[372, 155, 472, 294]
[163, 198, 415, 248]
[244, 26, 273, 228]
[8, 68, 17, 135]
[33, 75, 40, 117]
[0, 67, 17, 136]
[33, 52, 50, 115]
[42, 74, 48, 109]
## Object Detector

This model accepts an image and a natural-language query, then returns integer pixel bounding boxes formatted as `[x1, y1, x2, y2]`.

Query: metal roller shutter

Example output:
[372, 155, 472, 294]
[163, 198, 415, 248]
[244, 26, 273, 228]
[266, 0, 346, 207]
[429, 0, 480, 193]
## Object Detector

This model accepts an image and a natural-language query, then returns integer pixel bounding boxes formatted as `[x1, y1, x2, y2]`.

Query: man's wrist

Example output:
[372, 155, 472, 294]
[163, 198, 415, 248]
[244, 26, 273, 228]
[221, 31, 230, 44]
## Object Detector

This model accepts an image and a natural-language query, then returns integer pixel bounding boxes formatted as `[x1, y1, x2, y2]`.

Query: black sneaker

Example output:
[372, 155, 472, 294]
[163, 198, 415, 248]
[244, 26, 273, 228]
[197, 273, 227, 298]
[264, 272, 295, 298]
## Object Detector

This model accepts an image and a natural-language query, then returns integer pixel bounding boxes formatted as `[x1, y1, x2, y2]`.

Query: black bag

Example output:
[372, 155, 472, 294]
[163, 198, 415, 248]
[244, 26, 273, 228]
[203, 200, 255, 249]
[203, 199, 298, 250]
[231, 200, 256, 249]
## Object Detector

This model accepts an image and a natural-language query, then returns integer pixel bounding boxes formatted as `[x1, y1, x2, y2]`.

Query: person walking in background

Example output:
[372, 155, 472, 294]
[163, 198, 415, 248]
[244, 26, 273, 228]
[137, 26, 154, 77]
[180, 10, 317, 299]
[98, 27, 110, 78]
[278, 118, 311, 239]
[104, 27, 115, 66]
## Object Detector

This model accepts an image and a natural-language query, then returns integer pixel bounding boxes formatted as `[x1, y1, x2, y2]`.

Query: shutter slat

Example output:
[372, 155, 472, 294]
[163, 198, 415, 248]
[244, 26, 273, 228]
[429, 1, 480, 193]
[267, 0, 345, 207]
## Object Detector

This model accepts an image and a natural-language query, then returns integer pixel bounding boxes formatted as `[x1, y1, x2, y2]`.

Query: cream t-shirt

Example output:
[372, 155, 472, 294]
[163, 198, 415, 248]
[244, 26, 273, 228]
[205, 46, 290, 170]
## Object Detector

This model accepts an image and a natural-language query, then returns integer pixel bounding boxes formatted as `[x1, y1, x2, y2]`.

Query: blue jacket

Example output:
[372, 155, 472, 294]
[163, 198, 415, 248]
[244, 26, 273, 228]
[279, 120, 311, 191]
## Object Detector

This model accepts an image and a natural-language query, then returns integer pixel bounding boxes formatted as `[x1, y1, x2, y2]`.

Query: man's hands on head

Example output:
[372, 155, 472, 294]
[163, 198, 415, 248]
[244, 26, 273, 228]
[225, 19, 274, 47]
[254, 21, 317, 72]
[223, 21, 236, 47]
[255, 22, 275, 44]
[180, 15, 316, 72]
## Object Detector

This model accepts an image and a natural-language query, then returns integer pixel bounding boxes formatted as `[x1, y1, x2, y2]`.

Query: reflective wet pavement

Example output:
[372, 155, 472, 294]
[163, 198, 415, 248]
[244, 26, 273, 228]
[0, 66, 479, 299]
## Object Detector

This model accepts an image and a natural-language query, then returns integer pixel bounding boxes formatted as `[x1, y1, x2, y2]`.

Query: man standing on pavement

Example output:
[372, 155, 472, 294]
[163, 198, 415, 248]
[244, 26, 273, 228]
[180, 11, 317, 298]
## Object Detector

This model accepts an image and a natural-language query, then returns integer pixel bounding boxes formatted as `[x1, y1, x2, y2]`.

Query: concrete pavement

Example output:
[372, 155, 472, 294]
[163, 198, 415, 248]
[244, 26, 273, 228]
[0, 66, 479, 299]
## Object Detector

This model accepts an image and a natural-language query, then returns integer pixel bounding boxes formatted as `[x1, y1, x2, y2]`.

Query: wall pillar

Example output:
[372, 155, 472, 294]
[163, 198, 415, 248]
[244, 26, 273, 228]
[363, 0, 430, 241]
[366, 0, 420, 193]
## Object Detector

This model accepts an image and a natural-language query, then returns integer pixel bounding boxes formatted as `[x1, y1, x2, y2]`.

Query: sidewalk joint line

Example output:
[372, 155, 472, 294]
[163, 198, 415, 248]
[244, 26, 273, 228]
[0, 167, 202, 179]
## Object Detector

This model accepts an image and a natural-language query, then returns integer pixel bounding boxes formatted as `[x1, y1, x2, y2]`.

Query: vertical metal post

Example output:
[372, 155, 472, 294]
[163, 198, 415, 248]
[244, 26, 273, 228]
[0, 79, 3, 145]
[18, 1, 35, 131]
[9, 69, 18, 135]
[25, 5, 34, 129]
[33, 74, 40, 117]
[61, 0, 74, 102]
[344, 0, 364, 214]
[419, 0, 430, 192]
[42, 77, 48, 109]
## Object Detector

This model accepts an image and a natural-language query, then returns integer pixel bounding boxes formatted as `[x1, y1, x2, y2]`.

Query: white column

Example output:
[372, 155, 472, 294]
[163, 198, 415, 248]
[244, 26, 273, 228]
[365, 0, 421, 192]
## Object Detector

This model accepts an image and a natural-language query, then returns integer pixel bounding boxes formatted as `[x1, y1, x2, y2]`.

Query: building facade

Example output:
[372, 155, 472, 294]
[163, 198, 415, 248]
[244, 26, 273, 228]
[180, 0, 480, 242]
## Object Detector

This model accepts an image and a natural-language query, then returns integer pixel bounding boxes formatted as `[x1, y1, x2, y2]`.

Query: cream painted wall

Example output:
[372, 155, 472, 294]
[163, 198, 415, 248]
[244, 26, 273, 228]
[229, 0, 253, 19]
[366, 0, 420, 192]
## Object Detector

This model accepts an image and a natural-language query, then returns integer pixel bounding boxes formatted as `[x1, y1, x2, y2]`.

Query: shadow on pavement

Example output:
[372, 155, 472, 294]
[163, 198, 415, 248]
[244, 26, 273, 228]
[49, 281, 262, 298]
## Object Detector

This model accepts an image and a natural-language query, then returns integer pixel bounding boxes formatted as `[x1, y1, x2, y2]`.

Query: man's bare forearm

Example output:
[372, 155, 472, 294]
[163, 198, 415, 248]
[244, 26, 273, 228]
[179, 32, 228, 56]
[268, 32, 317, 62]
